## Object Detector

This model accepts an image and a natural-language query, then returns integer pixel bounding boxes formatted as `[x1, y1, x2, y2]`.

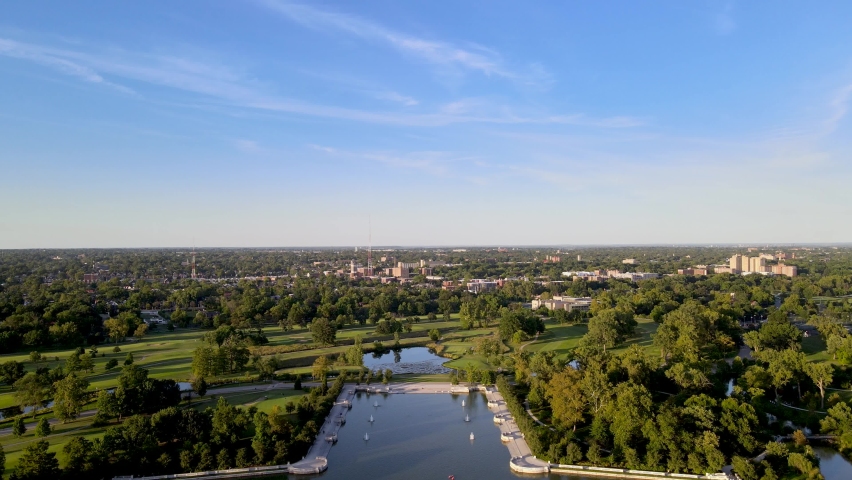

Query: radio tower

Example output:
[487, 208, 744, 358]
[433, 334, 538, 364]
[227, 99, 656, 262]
[191, 245, 197, 280]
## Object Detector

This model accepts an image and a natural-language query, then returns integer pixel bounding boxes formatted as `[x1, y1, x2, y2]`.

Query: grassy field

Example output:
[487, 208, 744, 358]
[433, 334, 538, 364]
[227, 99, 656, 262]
[522, 317, 659, 361]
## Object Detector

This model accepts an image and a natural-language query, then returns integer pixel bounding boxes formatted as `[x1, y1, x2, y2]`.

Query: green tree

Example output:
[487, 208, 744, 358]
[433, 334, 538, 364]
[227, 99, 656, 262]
[13, 373, 49, 416]
[312, 356, 330, 384]
[820, 402, 852, 451]
[805, 361, 833, 409]
[124, 352, 134, 366]
[0, 361, 26, 385]
[103, 317, 129, 343]
[53, 373, 90, 423]
[62, 436, 93, 476]
[35, 418, 51, 437]
[11, 417, 26, 438]
[545, 368, 585, 430]
[310, 318, 337, 345]
[10, 440, 59, 479]
[192, 375, 208, 400]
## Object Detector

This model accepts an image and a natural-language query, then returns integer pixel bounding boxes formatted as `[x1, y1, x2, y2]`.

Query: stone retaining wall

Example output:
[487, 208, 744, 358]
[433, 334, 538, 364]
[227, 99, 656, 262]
[550, 464, 730, 480]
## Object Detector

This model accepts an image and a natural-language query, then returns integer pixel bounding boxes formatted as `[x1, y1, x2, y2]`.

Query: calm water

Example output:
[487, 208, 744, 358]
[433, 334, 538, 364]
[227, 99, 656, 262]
[362, 347, 450, 374]
[814, 447, 852, 480]
[305, 391, 599, 480]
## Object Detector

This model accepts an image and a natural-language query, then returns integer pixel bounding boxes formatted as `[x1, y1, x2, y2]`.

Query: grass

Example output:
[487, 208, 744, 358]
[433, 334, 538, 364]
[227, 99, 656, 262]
[803, 335, 830, 362]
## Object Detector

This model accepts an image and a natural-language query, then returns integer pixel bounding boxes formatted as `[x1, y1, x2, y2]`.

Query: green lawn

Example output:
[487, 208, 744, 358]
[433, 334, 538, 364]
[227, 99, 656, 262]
[803, 335, 831, 363]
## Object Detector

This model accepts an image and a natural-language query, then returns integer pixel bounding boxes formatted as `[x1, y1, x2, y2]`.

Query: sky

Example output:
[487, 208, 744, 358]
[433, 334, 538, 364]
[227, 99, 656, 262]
[1, 1, 851, 248]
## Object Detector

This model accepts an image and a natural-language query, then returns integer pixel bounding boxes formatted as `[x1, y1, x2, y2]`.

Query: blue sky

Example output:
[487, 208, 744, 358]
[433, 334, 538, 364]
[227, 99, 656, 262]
[1, 1, 851, 248]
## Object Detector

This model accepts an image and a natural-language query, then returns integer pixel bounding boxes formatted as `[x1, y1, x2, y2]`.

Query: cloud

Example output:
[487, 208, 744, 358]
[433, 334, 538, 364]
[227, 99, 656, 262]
[233, 139, 264, 153]
[257, 0, 552, 88]
[0, 36, 637, 128]
[311, 144, 482, 177]
[374, 91, 418, 106]
[713, 3, 737, 35]
[825, 83, 852, 133]
[0, 38, 135, 94]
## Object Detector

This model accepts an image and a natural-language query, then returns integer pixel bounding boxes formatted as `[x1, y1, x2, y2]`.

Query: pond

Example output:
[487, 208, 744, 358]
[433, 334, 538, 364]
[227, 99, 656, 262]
[362, 347, 451, 374]
[814, 447, 852, 480]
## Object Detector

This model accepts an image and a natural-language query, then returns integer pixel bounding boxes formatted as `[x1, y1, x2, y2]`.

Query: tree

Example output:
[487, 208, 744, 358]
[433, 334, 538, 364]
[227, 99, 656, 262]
[429, 329, 440, 341]
[53, 373, 90, 423]
[312, 356, 330, 384]
[35, 417, 51, 437]
[0, 361, 26, 385]
[103, 317, 129, 343]
[310, 318, 337, 345]
[12, 417, 26, 438]
[62, 437, 93, 476]
[192, 376, 208, 400]
[13, 373, 49, 415]
[79, 354, 94, 373]
[10, 440, 59, 479]
[64, 353, 81, 374]
[545, 368, 585, 430]
[134, 323, 149, 339]
[821, 402, 852, 451]
[805, 361, 833, 409]
[105, 358, 118, 371]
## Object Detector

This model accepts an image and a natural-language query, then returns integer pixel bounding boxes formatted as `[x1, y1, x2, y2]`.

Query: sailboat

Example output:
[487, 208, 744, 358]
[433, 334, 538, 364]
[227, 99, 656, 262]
[465, 414, 470, 422]
[369, 415, 374, 423]
[469, 432, 474, 440]
[462, 399, 465, 407]
[374, 401, 379, 407]
[364, 433, 370, 441]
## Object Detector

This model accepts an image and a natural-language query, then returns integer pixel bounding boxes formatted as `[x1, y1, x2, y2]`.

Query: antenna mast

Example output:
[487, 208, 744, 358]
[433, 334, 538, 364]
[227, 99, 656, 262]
[191, 243, 197, 280]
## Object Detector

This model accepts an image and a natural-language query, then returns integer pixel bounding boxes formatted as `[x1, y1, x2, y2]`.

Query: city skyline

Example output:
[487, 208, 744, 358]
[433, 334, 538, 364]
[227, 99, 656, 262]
[2, 1, 852, 248]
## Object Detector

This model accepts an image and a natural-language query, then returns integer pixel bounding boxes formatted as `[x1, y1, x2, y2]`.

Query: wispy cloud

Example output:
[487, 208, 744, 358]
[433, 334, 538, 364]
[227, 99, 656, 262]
[0, 36, 636, 128]
[825, 84, 852, 134]
[374, 91, 418, 106]
[0, 38, 135, 94]
[311, 144, 482, 177]
[713, 3, 737, 35]
[257, 0, 553, 88]
[233, 139, 264, 153]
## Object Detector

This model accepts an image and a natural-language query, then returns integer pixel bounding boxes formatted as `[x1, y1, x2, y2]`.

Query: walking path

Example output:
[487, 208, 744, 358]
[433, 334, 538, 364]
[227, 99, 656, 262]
[485, 385, 551, 474]
[287, 387, 355, 474]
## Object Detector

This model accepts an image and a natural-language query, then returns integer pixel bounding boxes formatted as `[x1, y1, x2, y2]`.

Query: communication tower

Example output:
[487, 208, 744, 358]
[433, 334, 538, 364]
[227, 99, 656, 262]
[191, 247, 197, 280]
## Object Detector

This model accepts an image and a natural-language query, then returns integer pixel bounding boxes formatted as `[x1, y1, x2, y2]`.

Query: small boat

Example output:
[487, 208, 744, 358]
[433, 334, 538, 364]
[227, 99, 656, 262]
[364, 433, 369, 441]
[369, 415, 374, 423]
[465, 414, 470, 422]
[462, 400, 465, 407]
[448, 476, 455, 480]
[374, 401, 379, 407]
[469, 432, 474, 440]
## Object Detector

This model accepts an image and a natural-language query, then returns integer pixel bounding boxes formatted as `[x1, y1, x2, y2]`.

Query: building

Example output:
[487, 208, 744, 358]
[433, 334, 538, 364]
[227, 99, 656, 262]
[531, 296, 592, 312]
[466, 279, 498, 294]
[677, 268, 708, 275]
[622, 258, 637, 265]
[420, 267, 433, 276]
[772, 264, 798, 277]
[442, 280, 456, 290]
[83, 273, 98, 283]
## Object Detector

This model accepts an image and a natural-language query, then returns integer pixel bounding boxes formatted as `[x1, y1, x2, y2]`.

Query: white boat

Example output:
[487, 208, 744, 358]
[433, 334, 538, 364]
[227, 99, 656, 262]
[374, 401, 379, 407]
[365, 433, 369, 441]
[465, 414, 470, 422]
[462, 400, 465, 407]
[469, 432, 474, 440]
[369, 415, 374, 422]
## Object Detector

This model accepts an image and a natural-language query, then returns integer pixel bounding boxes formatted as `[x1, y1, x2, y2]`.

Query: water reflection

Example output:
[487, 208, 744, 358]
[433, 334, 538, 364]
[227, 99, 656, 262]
[814, 447, 852, 480]
[362, 347, 450, 374]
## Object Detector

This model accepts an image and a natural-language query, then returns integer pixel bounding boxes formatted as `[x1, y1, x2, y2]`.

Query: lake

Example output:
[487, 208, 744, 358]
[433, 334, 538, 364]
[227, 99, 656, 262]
[303, 391, 601, 480]
[362, 347, 451, 374]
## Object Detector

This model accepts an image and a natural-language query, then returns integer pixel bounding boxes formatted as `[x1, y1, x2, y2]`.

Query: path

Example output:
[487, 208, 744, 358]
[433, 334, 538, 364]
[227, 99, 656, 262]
[485, 385, 551, 474]
[287, 387, 354, 474]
